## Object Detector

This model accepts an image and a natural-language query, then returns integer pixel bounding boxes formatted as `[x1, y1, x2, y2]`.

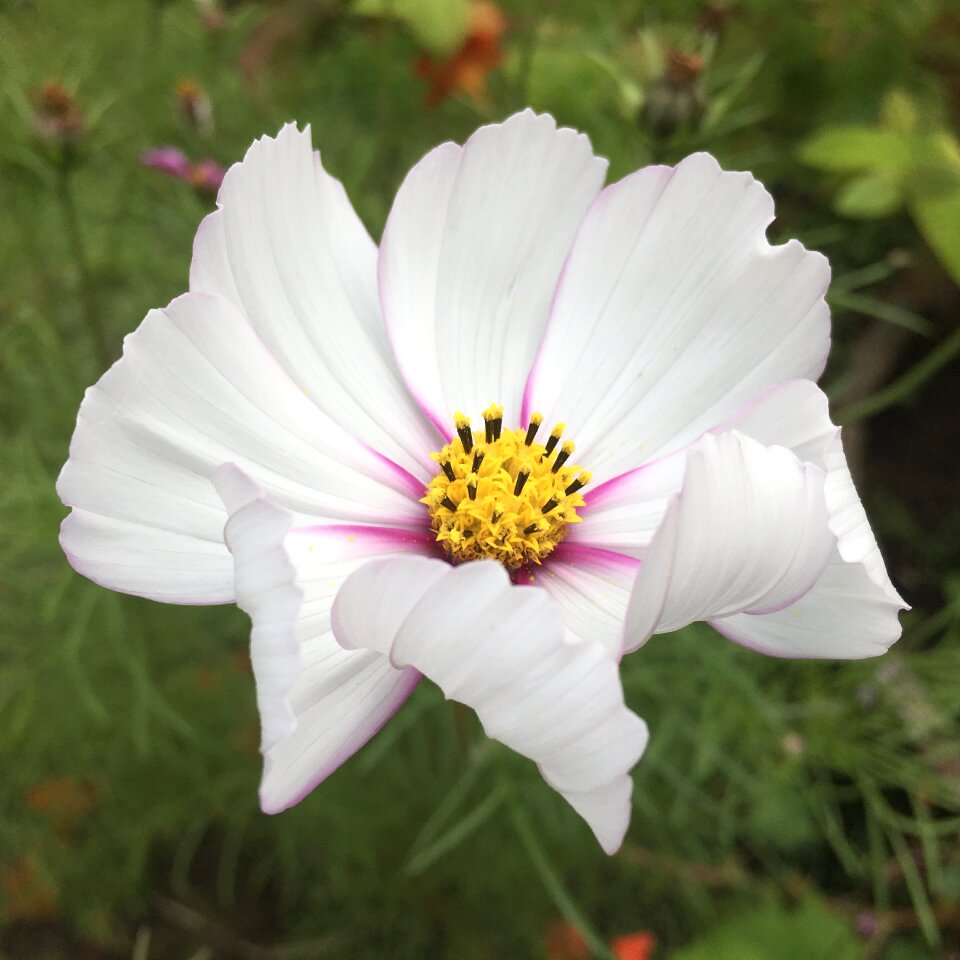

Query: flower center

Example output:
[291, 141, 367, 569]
[423, 404, 591, 570]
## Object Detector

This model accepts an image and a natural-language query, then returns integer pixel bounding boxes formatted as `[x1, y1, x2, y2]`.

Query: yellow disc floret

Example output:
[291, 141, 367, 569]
[423, 407, 592, 570]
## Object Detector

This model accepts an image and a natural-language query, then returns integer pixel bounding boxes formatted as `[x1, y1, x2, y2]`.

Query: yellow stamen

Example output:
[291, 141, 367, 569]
[422, 407, 590, 569]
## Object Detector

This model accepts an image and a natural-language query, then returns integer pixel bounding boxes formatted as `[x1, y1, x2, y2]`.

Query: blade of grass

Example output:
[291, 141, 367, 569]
[504, 778, 617, 960]
[404, 785, 505, 877]
[839, 324, 960, 423]
[829, 290, 934, 336]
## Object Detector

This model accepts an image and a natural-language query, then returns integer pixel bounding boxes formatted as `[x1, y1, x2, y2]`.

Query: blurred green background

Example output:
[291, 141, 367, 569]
[2, 0, 960, 957]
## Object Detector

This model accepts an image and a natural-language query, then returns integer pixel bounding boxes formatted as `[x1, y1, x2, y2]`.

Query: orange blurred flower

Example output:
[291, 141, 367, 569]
[31, 80, 85, 144]
[25, 777, 96, 837]
[176, 78, 215, 137]
[415, 1, 507, 107]
[0, 857, 57, 920]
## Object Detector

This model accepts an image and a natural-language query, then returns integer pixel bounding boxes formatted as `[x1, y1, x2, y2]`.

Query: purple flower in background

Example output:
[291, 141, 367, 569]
[141, 146, 225, 193]
[62, 111, 907, 854]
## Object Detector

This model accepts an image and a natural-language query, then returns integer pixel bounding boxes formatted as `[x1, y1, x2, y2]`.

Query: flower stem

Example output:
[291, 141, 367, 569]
[838, 324, 960, 425]
[502, 774, 617, 960]
[55, 158, 111, 367]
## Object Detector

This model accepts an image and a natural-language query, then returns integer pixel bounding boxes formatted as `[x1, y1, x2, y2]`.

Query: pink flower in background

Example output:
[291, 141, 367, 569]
[141, 146, 192, 179]
[141, 146, 225, 193]
[59, 111, 906, 854]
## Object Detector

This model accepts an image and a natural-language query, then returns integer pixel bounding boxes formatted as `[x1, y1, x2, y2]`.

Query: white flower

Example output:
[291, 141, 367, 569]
[58, 110, 907, 854]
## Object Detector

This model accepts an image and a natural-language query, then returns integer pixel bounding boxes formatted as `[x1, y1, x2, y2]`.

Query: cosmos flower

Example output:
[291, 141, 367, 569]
[58, 110, 906, 854]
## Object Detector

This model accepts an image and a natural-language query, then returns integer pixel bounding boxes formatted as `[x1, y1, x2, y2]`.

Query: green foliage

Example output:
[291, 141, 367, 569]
[1, 0, 959, 957]
[351, 0, 472, 56]
[671, 898, 860, 960]
[801, 91, 960, 283]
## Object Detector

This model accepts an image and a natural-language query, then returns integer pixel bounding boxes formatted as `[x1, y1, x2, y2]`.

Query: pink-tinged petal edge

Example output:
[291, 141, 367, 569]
[262, 668, 422, 813]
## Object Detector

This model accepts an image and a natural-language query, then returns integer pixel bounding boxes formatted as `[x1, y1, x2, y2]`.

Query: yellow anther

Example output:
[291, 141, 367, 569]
[552, 440, 575, 473]
[454, 411, 474, 453]
[543, 422, 565, 459]
[524, 413, 544, 445]
[422, 405, 589, 569]
[565, 470, 592, 495]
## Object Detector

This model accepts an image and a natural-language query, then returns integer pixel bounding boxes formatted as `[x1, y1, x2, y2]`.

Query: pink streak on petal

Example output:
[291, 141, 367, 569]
[550, 541, 641, 574]
[289, 523, 436, 551]
[362, 443, 433, 502]
[583, 377, 812, 509]
[582, 454, 678, 509]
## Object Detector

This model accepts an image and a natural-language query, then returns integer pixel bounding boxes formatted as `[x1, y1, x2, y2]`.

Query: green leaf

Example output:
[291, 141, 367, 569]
[881, 88, 919, 132]
[799, 126, 913, 174]
[671, 898, 860, 960]
[351, 0, 471, 55]
[905, 131, 960, 199]
[834, 173, 903, 218]
[910, 183, 960, 285]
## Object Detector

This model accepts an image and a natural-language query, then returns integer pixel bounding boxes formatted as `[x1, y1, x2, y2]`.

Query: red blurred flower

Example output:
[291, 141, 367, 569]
[415, 1, 507, 107]
[611, 931, 657, 960]
[545, 921, 656, 960]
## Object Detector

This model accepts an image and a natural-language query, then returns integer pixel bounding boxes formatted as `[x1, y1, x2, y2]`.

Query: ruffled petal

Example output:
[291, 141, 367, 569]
[530, 543, 639, 660]
[712, 433, 907, 657]
[524, 154, 831, 482]
[623, 432, 835, 652]
[58, 292, 425, 604]
[190, 124, 439, 478]
[332, 557, 647, 854]
[214, 465, 434, 812]
[379, 109, 607, 432]
[712, 556, 904, 659]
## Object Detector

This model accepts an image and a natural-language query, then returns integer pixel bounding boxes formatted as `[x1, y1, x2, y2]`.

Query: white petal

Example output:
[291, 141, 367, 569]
[524, 154, 831, 481]
[190, 124, 439, 478]
[530, 543, 639, 659]
[571, 379, 838, 558]
[379, 109, 607, 431]
[332, 558, 647, 854]
[58, 292, 425, 604]
[215, 465, 433, 812]
[821, 433, 903, 605]
[623, 432, 835, 652]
